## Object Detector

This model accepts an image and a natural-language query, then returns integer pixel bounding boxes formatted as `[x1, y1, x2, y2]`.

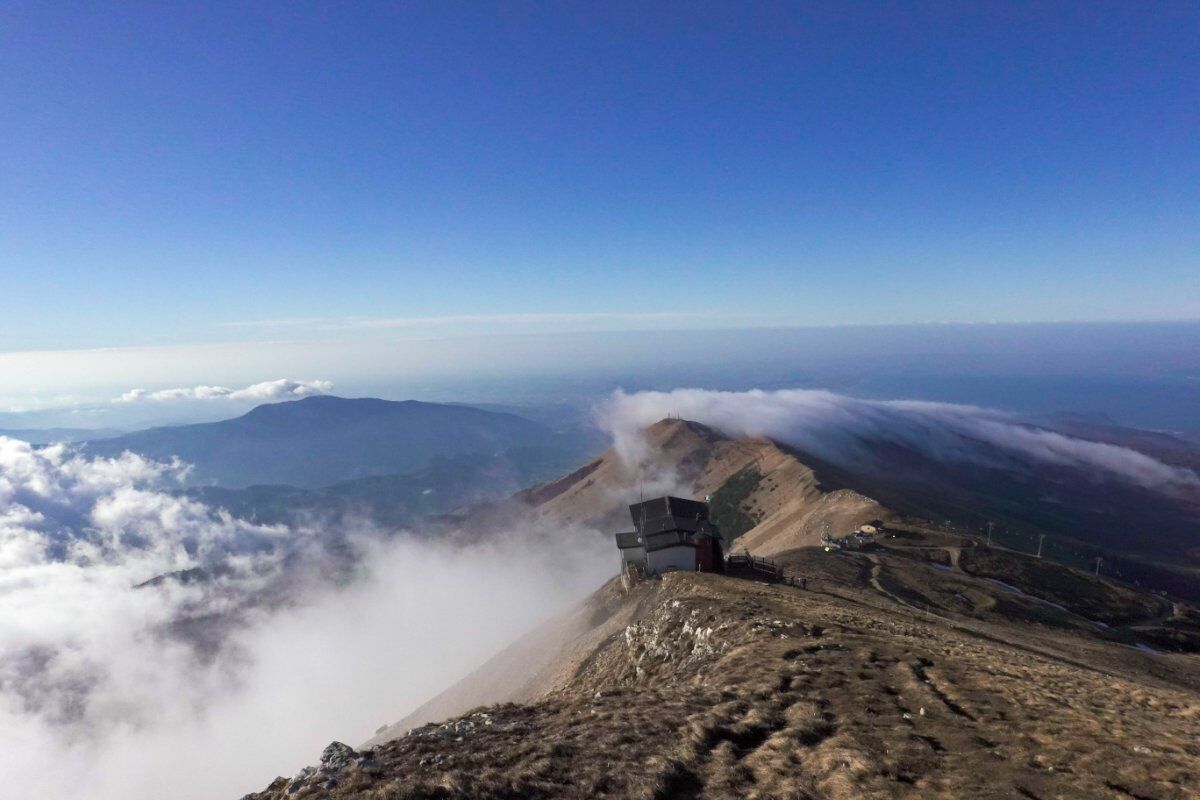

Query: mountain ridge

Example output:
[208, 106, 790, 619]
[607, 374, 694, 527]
[83, 396, 569, 489]
[254, 545, 1200, 799]
[241, 416, 1200, 799]
[364, 418, 896, 740]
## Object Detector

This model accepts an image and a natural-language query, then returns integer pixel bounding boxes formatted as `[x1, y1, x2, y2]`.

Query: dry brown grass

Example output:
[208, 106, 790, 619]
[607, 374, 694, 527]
[244, 556, 1200, 800]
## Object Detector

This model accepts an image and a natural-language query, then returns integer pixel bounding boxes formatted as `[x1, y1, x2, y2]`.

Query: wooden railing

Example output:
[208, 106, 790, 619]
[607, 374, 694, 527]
[726, 552, 785, 579]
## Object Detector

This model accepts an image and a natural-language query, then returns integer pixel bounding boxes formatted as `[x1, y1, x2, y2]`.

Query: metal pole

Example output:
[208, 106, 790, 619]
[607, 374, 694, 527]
[987, 521, 993, 547]
[1094, 557, 1102, 577]
[1037, 533, 1045, 558]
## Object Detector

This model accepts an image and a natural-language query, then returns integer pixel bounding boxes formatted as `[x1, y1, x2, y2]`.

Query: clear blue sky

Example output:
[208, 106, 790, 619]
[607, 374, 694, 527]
[2, 1, 1198, 352]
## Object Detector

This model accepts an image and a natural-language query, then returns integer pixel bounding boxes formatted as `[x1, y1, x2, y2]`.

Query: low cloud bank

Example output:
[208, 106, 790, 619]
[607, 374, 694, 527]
[0, 437, 611, 799]
[116, 378, 332, 403]
[597, 388, 1200, 496]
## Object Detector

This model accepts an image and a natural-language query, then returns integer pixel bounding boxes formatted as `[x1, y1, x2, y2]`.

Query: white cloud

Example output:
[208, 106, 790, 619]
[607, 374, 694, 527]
[116, 378, 332, 403]
[216, 311, 703, 330]
[331, 311, 698, 329]
[597, 388, 1200, 496]
[0, 436, 611, 799]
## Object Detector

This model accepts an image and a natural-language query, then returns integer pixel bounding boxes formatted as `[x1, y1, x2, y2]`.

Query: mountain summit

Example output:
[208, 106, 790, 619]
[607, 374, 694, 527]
[85, 397, 558, 488]
[520, 418, 893, 554]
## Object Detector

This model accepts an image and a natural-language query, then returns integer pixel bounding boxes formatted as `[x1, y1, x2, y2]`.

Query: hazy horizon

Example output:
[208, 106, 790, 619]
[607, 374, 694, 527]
[5, 5, 1196, 434]
[2, 320, 1196, 435]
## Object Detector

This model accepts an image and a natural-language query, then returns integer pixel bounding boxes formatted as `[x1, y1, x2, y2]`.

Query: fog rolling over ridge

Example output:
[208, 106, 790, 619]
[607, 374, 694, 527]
[0, 436, 612, 800]
[599, 388, 1200, 496]
[599, 389, 1200, 580]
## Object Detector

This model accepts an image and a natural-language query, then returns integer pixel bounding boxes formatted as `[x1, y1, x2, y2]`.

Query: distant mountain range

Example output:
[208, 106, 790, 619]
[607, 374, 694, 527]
[0, 427, 125, 444]
[785, 421, 1200, 594]
[66, 396, 1200, 591]
[83, 396, 583, 490]
[185, 451, 563, 528]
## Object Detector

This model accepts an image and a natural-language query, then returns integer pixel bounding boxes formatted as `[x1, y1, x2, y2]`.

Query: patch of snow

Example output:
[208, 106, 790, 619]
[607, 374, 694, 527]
[985, 578, 1074, 614]
[1033, 597, 1069, 612]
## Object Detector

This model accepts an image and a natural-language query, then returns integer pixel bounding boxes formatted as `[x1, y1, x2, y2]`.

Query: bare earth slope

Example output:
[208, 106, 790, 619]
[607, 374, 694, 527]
[523, 418, 893, 552]
[247, 550, 1200, 799]
[370, 420, 894, 739]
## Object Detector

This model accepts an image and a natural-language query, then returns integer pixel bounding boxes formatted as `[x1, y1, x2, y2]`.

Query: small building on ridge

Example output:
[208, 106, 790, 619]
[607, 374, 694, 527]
[614, 496, 724, 576]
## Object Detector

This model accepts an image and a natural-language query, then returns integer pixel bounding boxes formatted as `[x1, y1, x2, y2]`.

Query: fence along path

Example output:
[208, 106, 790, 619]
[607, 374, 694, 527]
[726, 551, 802, 585]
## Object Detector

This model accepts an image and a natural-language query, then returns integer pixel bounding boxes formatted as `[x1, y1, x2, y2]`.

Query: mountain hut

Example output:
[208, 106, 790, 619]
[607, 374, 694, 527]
[614, 496, 724, 576]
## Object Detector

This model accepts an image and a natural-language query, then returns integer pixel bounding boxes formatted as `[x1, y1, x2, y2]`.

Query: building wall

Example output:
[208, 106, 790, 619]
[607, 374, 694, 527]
[646, 544, 698, 574]
[620, 548, 646, 571]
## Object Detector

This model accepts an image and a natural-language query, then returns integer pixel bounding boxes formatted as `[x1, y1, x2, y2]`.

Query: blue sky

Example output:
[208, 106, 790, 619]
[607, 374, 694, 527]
[1, 2, 1198, 355]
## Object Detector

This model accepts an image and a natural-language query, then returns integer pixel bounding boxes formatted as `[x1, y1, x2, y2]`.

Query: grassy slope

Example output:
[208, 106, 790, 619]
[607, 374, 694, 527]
[246, 553, 1200, 800]
[707, 465, 763, 547]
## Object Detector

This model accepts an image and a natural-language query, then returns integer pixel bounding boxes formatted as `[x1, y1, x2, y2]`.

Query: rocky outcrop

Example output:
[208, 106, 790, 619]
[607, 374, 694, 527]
[243, 742, 372, 799]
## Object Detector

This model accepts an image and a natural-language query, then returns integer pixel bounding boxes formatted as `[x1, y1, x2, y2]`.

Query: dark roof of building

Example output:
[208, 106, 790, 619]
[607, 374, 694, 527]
[614, 531, 642, 549]
[628, 496, 709, 529]
[637, 516, 701, 536]
[614, 496, 722, 558]
[643, 530, 697, 553]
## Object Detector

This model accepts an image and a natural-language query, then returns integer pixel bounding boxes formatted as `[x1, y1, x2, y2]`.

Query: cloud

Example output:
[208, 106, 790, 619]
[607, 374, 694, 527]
[597, 388, 1200, 496]
[116, 378, 332, 403]
[0, 437, 612, 799]
[331, 312, 698, 329]
[216, 311, 702, 330]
